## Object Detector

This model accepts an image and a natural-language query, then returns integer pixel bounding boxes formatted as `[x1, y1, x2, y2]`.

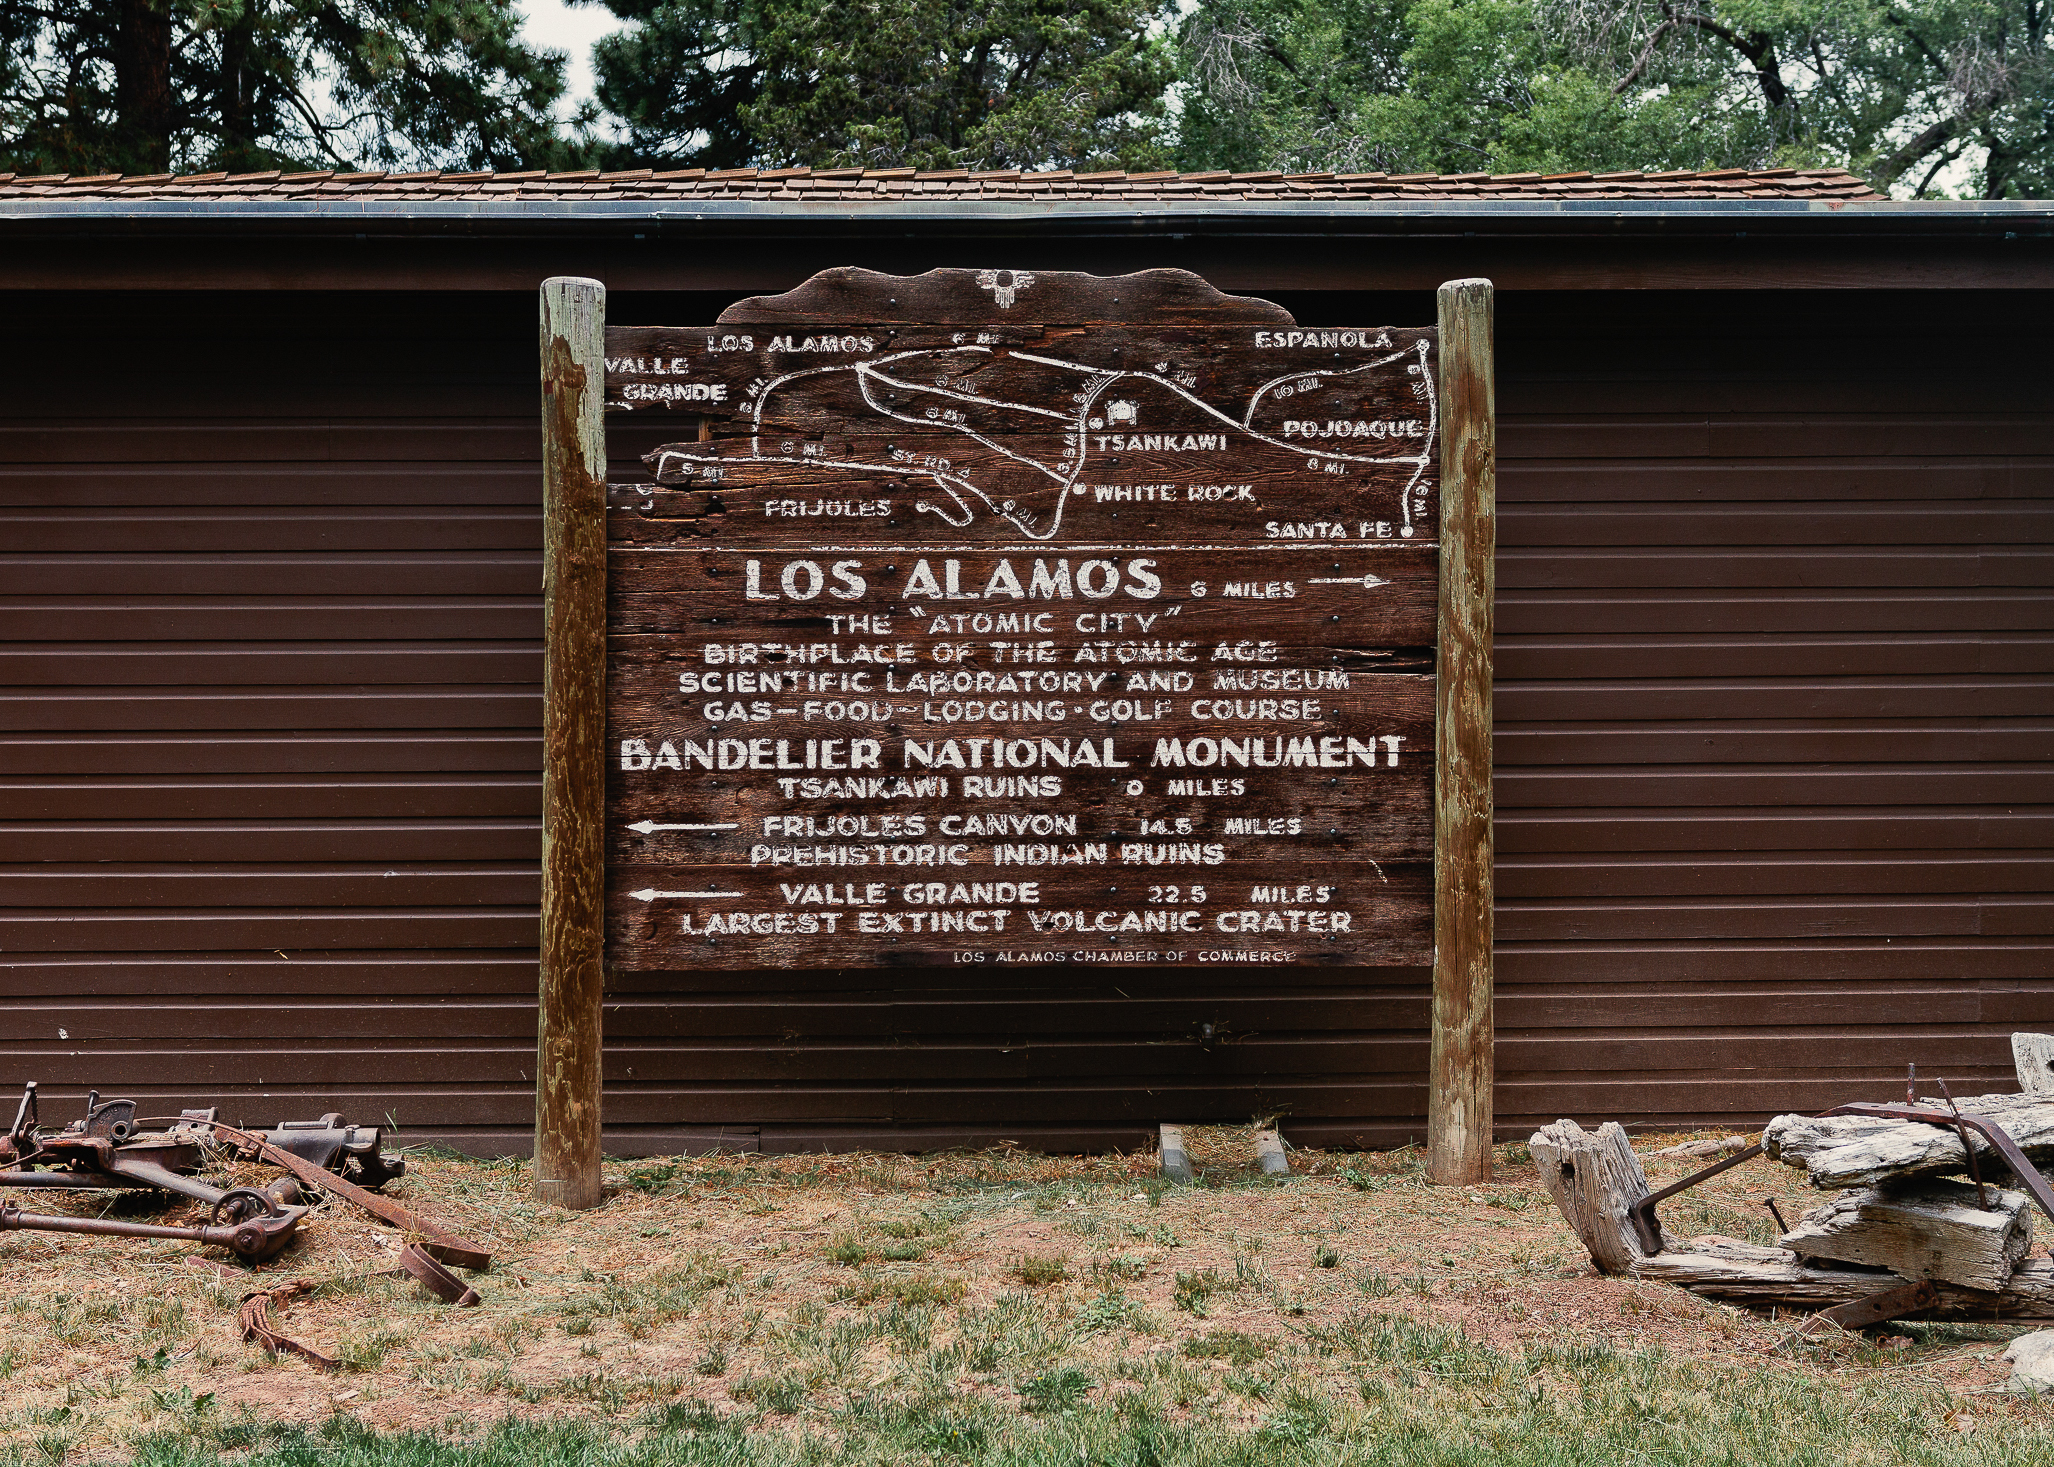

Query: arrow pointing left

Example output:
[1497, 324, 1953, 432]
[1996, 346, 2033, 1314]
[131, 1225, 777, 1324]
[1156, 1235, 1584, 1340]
[628, 820, 740, 834]
[630, 889, 744, 901]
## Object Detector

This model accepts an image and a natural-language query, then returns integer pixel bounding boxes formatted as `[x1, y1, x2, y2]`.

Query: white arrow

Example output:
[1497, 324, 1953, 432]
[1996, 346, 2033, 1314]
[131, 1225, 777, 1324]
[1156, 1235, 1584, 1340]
[1306, 573, 1389, 589]
[628, 820, 739, 834]
[630, 889, 744, 901]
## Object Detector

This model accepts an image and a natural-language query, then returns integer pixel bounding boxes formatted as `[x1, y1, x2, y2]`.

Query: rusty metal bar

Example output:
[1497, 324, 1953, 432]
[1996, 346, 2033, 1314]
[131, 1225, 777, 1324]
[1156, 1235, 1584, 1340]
[1628, 1142, 1766, 1254]
[0, 1198, 298, 1261]
[1810, 1279, 1940, 1332]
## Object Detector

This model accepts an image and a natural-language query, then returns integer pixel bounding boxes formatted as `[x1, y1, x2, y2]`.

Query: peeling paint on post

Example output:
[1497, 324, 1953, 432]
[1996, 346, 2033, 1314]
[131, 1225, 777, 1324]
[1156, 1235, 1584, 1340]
[1428, 278, 1496, 1187]
[536, 276, 607, 1209]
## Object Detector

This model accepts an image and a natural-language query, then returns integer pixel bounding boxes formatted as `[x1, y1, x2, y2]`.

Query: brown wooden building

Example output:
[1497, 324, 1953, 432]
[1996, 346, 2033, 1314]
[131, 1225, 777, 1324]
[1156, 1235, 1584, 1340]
[3, 165, 2049, 1154]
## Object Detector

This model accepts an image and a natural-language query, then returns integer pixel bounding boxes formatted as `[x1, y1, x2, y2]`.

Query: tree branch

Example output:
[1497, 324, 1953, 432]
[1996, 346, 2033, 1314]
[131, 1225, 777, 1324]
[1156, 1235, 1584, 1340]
[1808, 35, 1856, 124]
[1613, 18, 1681, 96]
[1912, 142, 1960, 197]
[1664, 6, 1792, 112]
[1870, 81, 2012, 191]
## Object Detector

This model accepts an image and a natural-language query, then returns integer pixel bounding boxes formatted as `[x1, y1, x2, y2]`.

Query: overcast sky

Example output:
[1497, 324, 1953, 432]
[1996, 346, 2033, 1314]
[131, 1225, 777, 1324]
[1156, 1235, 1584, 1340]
[515, 0, 623, 116]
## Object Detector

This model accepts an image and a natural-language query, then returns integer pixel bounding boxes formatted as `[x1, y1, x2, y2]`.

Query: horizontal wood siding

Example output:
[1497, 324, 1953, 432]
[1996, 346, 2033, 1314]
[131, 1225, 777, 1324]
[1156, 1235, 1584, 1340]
[1487, 290, 2054, 1136]
[1, 289, 2047, 1151]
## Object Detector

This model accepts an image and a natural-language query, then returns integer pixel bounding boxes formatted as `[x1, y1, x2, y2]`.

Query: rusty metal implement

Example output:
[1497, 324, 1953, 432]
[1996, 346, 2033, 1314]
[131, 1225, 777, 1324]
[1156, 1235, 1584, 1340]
[200, 1119, 491, 1272]
[1809, 1279, 1941, 1333]
[3, 1085, 402, 1213]
[1628, 1141, 1769, 1255]
[237, 1244, 480, 1369]
[1, 1185, 302, 1261]
[0, 1083, 456, 1266]
[239, 1281, 339, 1370]
[395, 1242, 483, 1306]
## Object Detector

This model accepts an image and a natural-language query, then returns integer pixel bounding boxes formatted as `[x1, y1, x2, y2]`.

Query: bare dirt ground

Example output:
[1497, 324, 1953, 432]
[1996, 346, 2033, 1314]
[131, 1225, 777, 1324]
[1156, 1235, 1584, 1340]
[3, 1125, 2050, 1460]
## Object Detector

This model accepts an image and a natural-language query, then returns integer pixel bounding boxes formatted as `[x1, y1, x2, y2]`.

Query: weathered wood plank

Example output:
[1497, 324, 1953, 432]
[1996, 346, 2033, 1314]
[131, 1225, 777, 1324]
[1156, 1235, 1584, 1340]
[605, 861, 1434, 970]
[536, 276, 608, 1211]
[1430, 278, 1496, 1187]
[606, 545, 1440, 645]
[2016, 1033, 2054, 1096]
[1780, 1181, 2032, 1292]
[1632, 1239, 2054, 1320]
[1529, 1116, 2054, 1317]
[1764, 1093, 2054, 1189]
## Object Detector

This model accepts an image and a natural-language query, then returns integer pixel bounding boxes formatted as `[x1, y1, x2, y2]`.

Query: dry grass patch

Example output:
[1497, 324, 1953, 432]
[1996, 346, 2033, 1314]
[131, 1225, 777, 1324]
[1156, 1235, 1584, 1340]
[1010, 1253, 1069, 1287]
[1, 1127, 2052, 1463]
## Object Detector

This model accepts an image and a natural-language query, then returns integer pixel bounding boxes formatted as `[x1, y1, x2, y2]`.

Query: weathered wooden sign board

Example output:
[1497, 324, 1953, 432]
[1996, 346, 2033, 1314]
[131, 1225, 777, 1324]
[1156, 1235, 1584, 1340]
[602, 269, 1437, 970]
[532, 267, 1495, 1208]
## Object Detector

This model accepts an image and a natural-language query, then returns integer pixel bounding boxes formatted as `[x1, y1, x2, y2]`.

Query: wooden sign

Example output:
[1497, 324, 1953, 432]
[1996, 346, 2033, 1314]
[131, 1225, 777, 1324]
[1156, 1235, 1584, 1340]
[602, 268, 1438, 971]
[532, 268, 1495, 1205]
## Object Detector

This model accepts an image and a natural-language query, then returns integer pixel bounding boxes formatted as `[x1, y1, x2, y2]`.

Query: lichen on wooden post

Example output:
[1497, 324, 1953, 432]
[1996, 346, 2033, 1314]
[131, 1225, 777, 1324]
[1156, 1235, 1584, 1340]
[535, 276, 608, 1209]
[1429, 277, 1496, 1186]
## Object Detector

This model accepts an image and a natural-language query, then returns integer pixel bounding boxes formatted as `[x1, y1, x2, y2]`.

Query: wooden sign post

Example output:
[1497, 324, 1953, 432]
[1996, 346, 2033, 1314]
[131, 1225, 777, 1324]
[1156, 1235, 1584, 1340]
[535, 267, 1494, 1196]
[535, 277, 608, 1209]
[1428, 280, 1496, 1186]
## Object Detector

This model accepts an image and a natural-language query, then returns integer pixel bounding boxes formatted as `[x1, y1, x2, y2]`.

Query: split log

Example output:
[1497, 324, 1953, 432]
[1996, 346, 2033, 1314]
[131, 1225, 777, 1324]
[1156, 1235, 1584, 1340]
[2016, 1033, 2054, 1098]
[1528, 1119, 1673, 1273]
[1632, 1239, 2054, 1320]
[1778, 1181, 2032, 1292]
[1763, 1092, 2054, 1189]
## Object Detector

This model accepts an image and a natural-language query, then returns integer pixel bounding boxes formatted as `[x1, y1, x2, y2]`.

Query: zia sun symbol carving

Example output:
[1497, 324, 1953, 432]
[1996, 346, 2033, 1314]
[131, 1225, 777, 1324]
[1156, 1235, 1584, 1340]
[975, 269, 1035, 309]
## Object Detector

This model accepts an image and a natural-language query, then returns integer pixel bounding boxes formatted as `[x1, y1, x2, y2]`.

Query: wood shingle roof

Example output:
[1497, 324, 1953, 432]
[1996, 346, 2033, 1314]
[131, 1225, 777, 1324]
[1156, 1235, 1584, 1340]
[0, 165, 1886, 202]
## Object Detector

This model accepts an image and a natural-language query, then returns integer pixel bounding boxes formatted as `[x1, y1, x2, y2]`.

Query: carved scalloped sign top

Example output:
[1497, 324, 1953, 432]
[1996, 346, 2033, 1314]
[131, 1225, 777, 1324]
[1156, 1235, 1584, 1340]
[717, 266, 1297, 327]
[602, 266, 1436, 972]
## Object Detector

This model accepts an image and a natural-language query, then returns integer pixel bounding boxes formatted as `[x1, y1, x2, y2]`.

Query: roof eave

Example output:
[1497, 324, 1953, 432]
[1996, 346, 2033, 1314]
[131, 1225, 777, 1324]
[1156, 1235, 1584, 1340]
[0, 197, 2048, 239]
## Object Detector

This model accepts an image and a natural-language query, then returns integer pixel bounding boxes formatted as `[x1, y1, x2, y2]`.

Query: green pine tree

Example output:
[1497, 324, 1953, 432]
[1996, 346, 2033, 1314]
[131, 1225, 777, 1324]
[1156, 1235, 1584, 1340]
[0, 0, 582, 176]
[579, 0, 1176, 171]
[1174, 0, 2054, 198]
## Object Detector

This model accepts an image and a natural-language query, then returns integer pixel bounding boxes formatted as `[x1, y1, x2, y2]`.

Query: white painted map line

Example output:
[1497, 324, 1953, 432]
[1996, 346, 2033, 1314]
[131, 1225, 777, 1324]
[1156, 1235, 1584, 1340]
[627, 820, 740, 834]
[630, 889, 744, 901]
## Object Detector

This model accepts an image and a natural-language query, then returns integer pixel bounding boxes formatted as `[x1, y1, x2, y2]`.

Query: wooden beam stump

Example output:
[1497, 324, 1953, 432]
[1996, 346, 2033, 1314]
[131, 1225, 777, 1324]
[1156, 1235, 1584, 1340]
[535, 276, 608, 1210]
[2016, 1033, 2054, 1097]
[1159, 1125, 1194, 1184]
[1529, 1118, 1663, 1274]
[1429, 277, 1496, 1188]
[1779, 1181, 2032, 1292]
[1254, 1128, 1290, 1176]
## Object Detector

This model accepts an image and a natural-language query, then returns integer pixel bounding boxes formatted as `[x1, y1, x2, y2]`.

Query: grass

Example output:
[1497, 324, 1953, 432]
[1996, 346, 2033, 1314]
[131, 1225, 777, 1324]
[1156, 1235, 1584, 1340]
[102, 1320, 2054, 1465]
[1011, 1253, 1070, 1287]
[828, 1268, 967, 1307]
[5, 1128, 2054, 1463]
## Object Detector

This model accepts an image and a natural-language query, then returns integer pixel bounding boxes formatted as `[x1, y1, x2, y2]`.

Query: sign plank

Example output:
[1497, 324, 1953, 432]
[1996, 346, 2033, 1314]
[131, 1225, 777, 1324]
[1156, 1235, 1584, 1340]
[603, 268, 1438, 970]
